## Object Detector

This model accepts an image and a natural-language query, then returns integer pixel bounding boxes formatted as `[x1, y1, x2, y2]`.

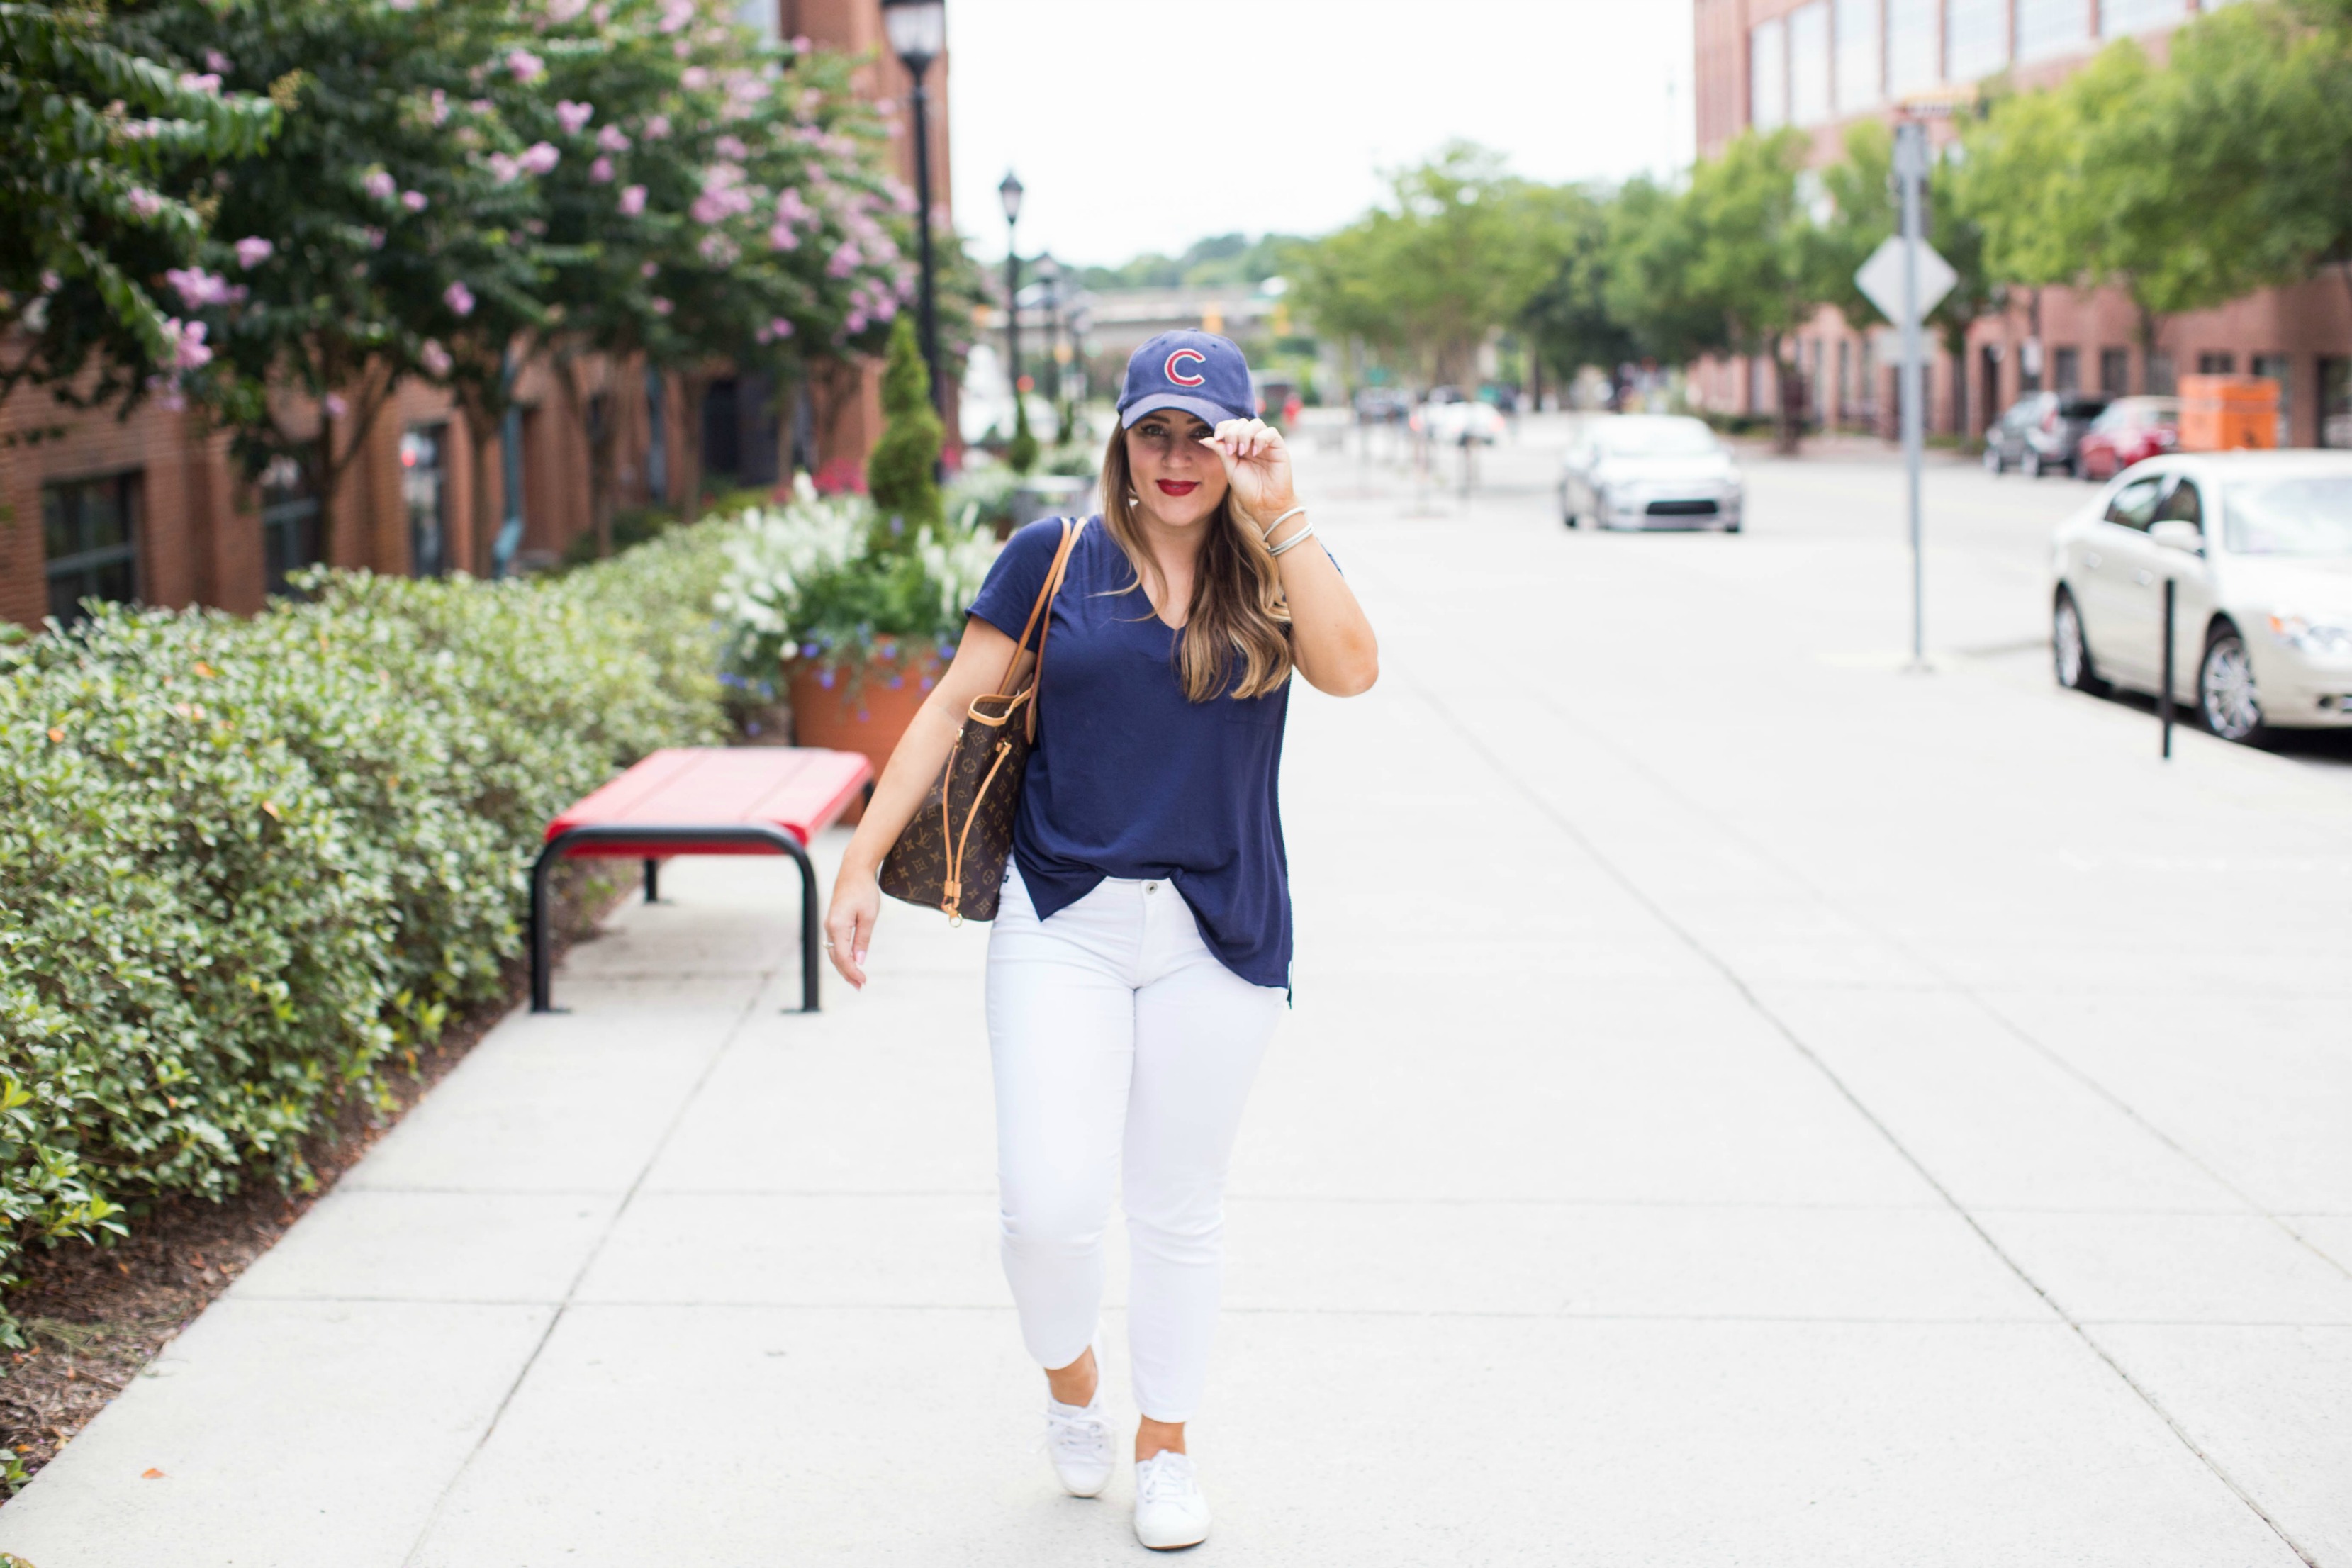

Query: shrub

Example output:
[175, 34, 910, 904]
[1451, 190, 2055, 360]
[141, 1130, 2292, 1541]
[863, 315, 943, 539]
[0, 525, 731, 1335]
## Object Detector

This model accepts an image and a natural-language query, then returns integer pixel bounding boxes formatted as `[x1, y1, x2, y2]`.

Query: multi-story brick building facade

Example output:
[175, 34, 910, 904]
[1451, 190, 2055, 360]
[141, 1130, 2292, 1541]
[1, 0, 951, 632]
[1689, 0, 2352, 448]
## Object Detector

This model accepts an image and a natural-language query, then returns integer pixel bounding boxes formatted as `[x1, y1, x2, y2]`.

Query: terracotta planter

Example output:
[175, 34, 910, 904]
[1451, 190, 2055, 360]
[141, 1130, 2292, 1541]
[786, 644, 949, 824]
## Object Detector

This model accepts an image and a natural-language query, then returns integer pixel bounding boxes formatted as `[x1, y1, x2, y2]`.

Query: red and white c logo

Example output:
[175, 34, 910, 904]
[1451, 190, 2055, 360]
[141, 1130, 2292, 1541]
[1164, 349, 1207, 387]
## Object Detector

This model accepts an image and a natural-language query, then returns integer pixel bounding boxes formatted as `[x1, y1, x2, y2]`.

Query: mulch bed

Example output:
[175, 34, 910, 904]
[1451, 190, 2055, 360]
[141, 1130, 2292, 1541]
[0, 865, 635, 1494]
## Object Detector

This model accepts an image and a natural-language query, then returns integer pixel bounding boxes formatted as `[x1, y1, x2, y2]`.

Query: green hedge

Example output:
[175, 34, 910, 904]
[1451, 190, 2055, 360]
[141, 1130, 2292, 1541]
[0, 526, 731, 1326]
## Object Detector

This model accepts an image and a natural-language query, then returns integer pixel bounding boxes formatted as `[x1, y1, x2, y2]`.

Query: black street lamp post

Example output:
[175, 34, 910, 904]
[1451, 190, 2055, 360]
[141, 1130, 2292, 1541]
[1035, 253, 1063, 401]
[882, 0, 946, 420]
[998, 171, 1024, 405]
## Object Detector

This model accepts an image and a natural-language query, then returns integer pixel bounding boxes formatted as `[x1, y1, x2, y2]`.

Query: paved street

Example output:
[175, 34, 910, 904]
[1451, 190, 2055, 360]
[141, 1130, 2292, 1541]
[6, 419, 2348, 1566]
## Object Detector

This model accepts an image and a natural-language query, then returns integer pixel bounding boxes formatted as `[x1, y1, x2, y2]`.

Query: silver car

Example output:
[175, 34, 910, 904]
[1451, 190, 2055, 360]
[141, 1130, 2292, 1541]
[1561, 416, 1743, 532]
[2050, 452, 2352, 741]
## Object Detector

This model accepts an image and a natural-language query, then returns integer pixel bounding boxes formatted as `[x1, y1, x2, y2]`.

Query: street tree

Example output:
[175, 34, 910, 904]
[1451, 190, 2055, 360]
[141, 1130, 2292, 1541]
[0, 1, 279, 423]
[1514, 182, 1638, 398]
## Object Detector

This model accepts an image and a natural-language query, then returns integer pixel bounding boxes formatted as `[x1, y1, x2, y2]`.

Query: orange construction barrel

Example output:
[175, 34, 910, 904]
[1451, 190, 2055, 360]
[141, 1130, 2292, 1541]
[2179, 374, 2280, 452]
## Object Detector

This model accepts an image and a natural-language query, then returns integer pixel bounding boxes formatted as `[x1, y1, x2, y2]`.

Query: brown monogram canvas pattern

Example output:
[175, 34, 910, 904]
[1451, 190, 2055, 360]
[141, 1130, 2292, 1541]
[878, 518, 1084, 924]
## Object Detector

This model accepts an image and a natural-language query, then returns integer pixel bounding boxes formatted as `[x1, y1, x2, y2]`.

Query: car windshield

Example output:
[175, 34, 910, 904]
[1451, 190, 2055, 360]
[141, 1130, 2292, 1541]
[1598, 422, 1718, 457]
[2222, 476, 2352, 556]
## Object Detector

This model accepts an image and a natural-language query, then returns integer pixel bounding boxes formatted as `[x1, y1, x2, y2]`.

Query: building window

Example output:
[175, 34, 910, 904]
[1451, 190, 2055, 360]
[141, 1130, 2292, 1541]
[2320, 358, 2352, 448]
[400, 425, 449, 578]
[2102, 0, 2187, 38]
[2197, 352, 2237, 375]
[1751, 18, 1788, 129]
[2146, 352, 2176, 396]
[2098, 347, 2129, 395]
[2015, 0, 2092, 62]
[2251, 353, 2291, 447]
[1887, 0, 1940, 99]
[1788, 4, 1831, 126]
[1946, 0, 2009, 82]
[1834, 0, 1881, 113]
[42, 471, 142, 624]
[2053, 347, 2081, 393]
[259, 457, 320, 595]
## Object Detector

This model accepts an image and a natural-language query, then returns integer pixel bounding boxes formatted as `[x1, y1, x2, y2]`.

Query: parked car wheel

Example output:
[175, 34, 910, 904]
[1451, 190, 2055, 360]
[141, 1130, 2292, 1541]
[2022, 449, 2044, 478]
[2052, 589, 2106, 693]
[1983, 445, 2004, 474]
[2199, 625, 2266, 743]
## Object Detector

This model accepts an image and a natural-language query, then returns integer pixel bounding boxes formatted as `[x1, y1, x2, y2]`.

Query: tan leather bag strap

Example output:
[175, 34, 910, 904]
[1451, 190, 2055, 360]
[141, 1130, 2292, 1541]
[996, 517, 1084, 694]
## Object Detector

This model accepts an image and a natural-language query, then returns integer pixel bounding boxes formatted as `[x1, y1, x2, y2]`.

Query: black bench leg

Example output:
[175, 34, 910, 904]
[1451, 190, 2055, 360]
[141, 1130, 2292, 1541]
[644, 858, 660, 904]
[529, 836, 569, 1014]
[779, 834, 821, 1013]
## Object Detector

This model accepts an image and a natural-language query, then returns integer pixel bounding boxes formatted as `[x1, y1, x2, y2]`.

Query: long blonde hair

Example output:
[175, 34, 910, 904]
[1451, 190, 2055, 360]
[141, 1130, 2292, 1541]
[1098, 425, 1294, 702]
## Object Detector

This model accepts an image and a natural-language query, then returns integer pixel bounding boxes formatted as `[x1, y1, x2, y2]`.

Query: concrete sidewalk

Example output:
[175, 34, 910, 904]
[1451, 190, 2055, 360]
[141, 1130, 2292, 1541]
[4, 436, 2346, 1566]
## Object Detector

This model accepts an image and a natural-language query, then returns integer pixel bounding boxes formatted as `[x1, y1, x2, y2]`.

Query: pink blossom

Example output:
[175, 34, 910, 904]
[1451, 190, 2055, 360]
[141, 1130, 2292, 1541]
[885, 179, 917, 215]
[770, 316, 793, 338]
[204, 50, 230, 72]
[38, 270, 59, 293]
[470, 98, 493, 115]
[388, 0, 415, 10]
[324, 393, 349, 420]
[619, 184, 647, 216]
[419, 339, 453, 377]
[640, 261, 658, 278]
[164, 267, 236, 308]
[596, 124, 630, 152]
[401, 189, 428, 211]
[827, 241, 859, 279]
[651, 297, 673, 316]
[556, 99, 595, 134]
[845, 310, 866, 334]
[486, 153, 520, 184]
[518, 142, 560, 175]
[642, 114, 671, 140]
[715, 134, 746, 160]
[364, 226, 386, 250]
[775, 187, 811, 225]
[125, 187, 164, 220]
[363, 169, 396, 202]
[658, 0, 694, 33]
[545, 0, 588, 21]
[698, 232, 738, 266]
[234, 236, 274, 269]
[681, 66, 711, 91]
[427, 89, 450, 126]
[444, 280, 475, 317]
[589, 156, 615, 183]
[789, 34, 810, 53]
[178, 72, 221, 95]
[506, 49, 544, 83]
[766, 223, 798, 252]
[166, 317, 211, 370]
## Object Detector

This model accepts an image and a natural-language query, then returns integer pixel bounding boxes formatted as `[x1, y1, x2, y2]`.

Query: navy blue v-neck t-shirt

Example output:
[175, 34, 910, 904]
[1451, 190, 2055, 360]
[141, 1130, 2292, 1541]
[966, 516, 1292, 992]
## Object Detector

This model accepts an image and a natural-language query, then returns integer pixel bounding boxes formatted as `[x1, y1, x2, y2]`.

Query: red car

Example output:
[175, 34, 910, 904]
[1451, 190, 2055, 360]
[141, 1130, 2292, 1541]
[2075, 396, 2180, 481]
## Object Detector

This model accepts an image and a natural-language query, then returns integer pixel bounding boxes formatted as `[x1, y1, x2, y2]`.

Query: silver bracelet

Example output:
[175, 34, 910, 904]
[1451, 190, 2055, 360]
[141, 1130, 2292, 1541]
[1260, 505, 1307, 538]
[1266, 518, 1318, 558]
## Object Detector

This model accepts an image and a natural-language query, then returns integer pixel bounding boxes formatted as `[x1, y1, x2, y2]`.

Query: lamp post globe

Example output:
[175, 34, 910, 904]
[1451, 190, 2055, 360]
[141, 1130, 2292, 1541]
[997, 169, 1023, 225]
[881, 0, 947, 422]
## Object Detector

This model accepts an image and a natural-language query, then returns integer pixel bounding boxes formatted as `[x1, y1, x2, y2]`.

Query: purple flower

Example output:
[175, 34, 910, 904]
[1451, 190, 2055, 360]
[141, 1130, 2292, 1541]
[817, 669, 834, 690]
[419, 339, 452, 377]
[506, 49, 544, 83]
[556, 99, 595, 134]
[363, 169, 396, 202]
[401, 189, 428, 211]
[589, 156, 615, 184]
[618, 184, 647, 216]
[444, 279, 475, 317]
[597, 123, 630, 152]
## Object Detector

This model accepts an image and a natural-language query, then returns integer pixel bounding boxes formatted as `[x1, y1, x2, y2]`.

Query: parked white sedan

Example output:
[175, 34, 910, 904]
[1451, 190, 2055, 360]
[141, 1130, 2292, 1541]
[1561, 415, 1744, 531]
[2051, 452, 2352, 741]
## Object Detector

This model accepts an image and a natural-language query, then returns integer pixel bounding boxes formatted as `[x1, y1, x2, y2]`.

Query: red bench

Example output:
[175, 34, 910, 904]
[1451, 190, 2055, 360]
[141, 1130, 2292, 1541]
[531, 746, 873, 1014]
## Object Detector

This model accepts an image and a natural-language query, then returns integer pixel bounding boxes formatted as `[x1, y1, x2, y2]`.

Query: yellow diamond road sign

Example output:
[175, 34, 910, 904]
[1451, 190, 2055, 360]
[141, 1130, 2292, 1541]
[1856, 235, 1957, 324]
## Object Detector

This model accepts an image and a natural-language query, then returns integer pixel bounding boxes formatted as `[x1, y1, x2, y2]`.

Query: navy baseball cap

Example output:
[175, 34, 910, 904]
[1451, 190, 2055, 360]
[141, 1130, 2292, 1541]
[1118, 330, 1255, 429]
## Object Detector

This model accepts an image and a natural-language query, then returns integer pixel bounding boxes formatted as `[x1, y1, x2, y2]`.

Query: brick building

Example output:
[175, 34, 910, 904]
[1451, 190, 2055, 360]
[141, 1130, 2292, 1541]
[1, 0, 953, 632]
[1689, 0, 2352, 448]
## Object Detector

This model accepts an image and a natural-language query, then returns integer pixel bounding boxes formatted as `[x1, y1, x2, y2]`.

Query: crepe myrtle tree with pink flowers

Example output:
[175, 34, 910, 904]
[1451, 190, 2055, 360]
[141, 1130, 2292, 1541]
[118, 0, 546, 564]
[506, 0, 927, 548]
[0, 1, 279, 425]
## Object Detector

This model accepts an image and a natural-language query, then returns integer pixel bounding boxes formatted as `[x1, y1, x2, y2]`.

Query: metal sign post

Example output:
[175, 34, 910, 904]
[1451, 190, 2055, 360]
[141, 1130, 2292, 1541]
[1854, 126, 1956, 675]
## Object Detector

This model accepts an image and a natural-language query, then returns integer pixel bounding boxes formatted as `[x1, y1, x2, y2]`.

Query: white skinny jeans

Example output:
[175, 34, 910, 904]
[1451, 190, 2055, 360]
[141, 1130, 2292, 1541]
[985, 866, 1284, 1423]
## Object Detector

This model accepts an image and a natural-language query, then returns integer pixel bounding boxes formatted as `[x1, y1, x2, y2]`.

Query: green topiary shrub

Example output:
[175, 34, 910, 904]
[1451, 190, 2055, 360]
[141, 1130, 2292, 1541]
[0, 524, 732, 1338]
[863, 315, 943, 543]
[1006, 392, 1039, 476]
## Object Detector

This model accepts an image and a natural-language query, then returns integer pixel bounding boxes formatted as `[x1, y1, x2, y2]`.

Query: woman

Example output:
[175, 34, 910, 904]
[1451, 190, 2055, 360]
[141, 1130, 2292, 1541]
[824, 330, 1377, 1550]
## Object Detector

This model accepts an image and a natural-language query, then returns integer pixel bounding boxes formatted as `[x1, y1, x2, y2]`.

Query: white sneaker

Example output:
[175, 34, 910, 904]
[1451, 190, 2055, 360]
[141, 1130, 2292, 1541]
[1043, 1353, 1114, 1499]
[1133, 1450, 1210, 1550]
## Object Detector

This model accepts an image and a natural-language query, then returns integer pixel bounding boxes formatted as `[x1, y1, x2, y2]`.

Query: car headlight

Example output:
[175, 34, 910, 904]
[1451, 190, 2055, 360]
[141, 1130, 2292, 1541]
[2267, 613, 2352, 656]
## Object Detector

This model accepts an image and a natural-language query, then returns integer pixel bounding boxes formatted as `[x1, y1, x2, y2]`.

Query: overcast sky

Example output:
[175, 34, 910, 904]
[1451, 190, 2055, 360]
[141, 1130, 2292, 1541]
[943, 0, 1698, 269]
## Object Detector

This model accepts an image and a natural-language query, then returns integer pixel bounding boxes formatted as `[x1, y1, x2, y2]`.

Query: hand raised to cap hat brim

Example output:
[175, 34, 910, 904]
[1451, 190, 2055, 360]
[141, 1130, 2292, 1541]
[1199, 418, 1296, 525]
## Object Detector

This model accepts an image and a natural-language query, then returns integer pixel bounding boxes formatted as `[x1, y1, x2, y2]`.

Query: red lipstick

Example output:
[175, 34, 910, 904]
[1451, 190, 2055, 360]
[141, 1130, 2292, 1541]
[1155, 480, 1199, 496]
